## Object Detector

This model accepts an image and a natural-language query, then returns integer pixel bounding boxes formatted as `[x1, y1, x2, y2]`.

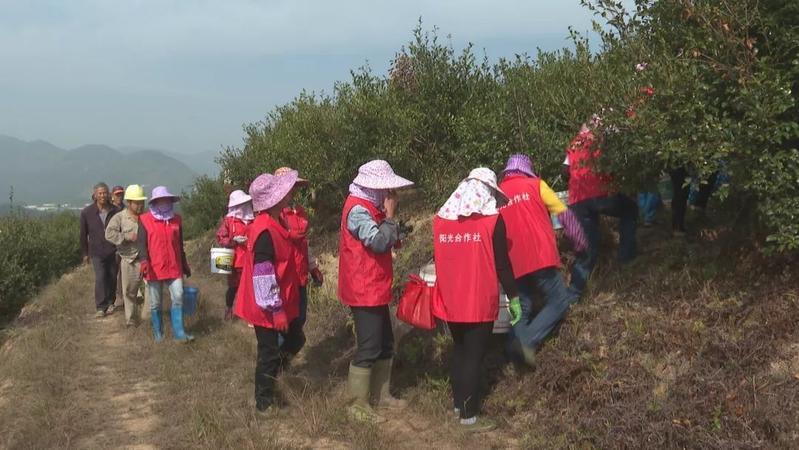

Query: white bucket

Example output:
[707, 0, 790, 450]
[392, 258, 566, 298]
[210, 248, 234, 274]
[550, 191, 570, 230]
[419, 262, 511, 334]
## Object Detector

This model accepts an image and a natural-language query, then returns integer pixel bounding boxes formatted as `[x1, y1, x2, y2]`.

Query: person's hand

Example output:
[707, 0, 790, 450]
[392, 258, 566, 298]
[83, 256, 90, 265]
[184, 266, 192, 278]
[233, 235, 248, 245]
[311, 267, 324, 286]
[140, 261, 150, 278]
[127, 232, 138, 242]
[384, 191, 398, 219]
[509, 297, 522, 326]
[273, 309, 289, 332]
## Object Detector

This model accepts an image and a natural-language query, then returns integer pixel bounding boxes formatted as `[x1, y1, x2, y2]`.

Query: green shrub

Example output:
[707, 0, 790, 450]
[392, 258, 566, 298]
[201, 3, 798, 251]
[0, 212, 81, 321]
[180, 176, 228, 240]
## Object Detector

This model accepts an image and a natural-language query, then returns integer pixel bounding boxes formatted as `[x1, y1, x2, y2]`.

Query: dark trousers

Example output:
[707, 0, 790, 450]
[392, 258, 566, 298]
[449, 321, 493, 420]
[351, 305, 394, 368]
[570, 193, 638, 294]
[225, 270, 241, 309]
[92, 254, 119, 311]
[669, 168, 719, 232]
[254, 320, 305, 410]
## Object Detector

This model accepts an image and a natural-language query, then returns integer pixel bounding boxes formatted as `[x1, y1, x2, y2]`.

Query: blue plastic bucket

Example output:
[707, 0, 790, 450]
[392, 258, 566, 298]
[183, 286, 199, 316]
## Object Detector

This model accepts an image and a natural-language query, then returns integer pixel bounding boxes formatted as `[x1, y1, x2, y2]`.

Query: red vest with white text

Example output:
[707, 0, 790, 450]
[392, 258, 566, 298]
[432, 214, 499, 323]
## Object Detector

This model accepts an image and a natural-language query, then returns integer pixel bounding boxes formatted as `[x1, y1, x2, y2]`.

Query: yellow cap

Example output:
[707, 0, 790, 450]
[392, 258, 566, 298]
[124, 184, 147, 201]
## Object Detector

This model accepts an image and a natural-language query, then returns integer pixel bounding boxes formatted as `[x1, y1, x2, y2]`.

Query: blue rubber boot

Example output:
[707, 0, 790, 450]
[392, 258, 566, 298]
[171, 307, 194, 342]
[150, 310, 164, 343]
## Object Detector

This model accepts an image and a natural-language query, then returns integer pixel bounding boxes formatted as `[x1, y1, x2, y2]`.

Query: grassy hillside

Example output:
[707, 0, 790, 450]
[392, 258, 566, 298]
[1, 207, 797, 448]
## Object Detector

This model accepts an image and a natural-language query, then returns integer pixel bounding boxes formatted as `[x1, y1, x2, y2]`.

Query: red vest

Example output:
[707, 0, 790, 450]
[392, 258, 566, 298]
[567, 129, 611, 204]
[139, 212, 184, 281]
[338, 196, 393, 307]
[234, 214, 300, 328]
[499, 175, 562, 278]
[432, 215, 500, 323]
[222, 216, 250, 269]
[281, 205, 310, 286]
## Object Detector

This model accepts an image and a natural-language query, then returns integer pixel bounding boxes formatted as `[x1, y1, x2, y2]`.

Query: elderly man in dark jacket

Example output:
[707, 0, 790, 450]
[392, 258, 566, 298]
[80, 182, 121, 318]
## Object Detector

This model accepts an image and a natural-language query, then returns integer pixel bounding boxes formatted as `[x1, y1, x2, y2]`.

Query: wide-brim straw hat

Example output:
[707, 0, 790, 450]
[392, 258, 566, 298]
[150, 186, 180, 203]
[249, 171, 299, 212]
[274, 167, 309, 186]
[466, 168, 507, 200]
[352, 160, 414, 190]
[227, 189, 252, 208]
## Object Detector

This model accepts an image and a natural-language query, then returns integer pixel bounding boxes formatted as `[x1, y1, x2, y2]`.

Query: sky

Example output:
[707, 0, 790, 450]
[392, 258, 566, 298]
[0, 0, 604, 154]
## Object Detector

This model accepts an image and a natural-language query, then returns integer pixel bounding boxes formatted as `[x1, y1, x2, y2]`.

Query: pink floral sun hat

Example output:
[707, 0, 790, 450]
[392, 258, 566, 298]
[352, 160, 414, 190]
[249, 170, 299, 212]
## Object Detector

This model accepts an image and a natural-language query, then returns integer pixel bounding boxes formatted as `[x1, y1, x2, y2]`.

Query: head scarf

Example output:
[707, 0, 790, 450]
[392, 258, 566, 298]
[437, 178, 500, 220]
[149, 201, 175, 221]
[227, 202, 254, 223]
[349, 183, 387, 209]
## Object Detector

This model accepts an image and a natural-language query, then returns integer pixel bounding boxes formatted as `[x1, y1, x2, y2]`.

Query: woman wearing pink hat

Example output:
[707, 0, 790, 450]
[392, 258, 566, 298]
[338, 159, 414, 421]
[234, 171, 305, 413]
[216, 190, 254, 320]
[137, 186, 194, 342]
[274, 167, 323, 337]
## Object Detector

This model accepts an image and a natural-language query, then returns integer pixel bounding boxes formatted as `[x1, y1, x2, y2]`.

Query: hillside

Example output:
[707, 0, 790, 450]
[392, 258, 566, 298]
[0, 208, 797, 448]
[0, 136, 202, 206]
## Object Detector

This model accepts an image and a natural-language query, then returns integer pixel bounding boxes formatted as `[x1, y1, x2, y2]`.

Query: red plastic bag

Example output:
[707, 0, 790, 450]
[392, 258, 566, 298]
[396, 274, 436, 330]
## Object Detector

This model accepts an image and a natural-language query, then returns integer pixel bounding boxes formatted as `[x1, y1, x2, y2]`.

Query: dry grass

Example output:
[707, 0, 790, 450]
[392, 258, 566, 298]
[1, 211, 798, 449]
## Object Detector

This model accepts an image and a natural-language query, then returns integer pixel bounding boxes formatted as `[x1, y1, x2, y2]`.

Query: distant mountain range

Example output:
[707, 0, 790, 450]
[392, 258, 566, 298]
[0, 135, 221, 206]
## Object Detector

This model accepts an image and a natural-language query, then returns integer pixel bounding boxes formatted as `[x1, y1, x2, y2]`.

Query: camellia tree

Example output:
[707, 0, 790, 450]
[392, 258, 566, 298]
[583, 0, 799, 250]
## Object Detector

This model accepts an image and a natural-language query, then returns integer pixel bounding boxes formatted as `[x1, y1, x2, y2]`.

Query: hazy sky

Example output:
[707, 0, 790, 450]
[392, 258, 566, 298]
[1, 1, 604, 154]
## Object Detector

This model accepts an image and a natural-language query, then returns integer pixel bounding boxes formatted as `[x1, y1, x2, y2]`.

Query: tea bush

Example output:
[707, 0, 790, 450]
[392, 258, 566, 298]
[194, 1, 798, 250]
[0, 212, 81, 321]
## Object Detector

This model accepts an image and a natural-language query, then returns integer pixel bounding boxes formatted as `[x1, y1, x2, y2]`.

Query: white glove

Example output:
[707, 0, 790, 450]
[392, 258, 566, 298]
[233, 235, 248, 244]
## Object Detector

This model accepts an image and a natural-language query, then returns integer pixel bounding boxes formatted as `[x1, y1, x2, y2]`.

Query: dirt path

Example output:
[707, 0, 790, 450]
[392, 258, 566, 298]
[0, 242, 514, 449]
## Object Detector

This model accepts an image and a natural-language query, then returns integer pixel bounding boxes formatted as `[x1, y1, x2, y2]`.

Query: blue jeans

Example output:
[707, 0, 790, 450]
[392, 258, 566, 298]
[570, 194, 638, 295]
[511, 268, 575, 349]
[638, 192, 661, 224]
[147, 278, 183, 311]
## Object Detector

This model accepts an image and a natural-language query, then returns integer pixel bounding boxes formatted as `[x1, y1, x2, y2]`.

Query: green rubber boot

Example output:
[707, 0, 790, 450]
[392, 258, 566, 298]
[370, 358, 407, 410]
[348, 363, 385, 423]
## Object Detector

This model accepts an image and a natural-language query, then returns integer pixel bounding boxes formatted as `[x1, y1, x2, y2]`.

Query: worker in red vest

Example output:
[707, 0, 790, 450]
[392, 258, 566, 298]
[433, 168, 519, 433]
[234, 171, 305, 413]
[275, 167, 324, 339]
[564, 116, 638, 295]
[499, 154, 587, 366]
[216, 189, 254, 320]
[338, 160, 414, 422]
[137, 186, 193, 342]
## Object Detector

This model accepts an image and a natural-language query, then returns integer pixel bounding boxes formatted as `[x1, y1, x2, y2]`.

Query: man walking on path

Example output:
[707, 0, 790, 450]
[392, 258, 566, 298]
[106, 185, 147, 326]
[111, 185, 126, 309]
[80, 182, 121, 318]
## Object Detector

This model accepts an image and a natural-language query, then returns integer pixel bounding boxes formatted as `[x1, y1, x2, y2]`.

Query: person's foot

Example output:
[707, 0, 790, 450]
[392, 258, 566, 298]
[125, 320, 134, 327]
[95, 310, 106, 319]
[459, 416, 497, 433]
[106, 304, 116, 315]
[349, 403, 386, 424]
[672, 229, 687, 238]
[224, 308, 233, 321]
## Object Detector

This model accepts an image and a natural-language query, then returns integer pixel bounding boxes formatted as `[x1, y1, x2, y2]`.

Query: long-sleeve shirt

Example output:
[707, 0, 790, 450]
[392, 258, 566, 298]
[105, 209, 140, 262]
[346, 205, 398, 253]
[252, 230, 281, 311]
[79, 203, 119, 258]
[492, 217, 518, 298]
